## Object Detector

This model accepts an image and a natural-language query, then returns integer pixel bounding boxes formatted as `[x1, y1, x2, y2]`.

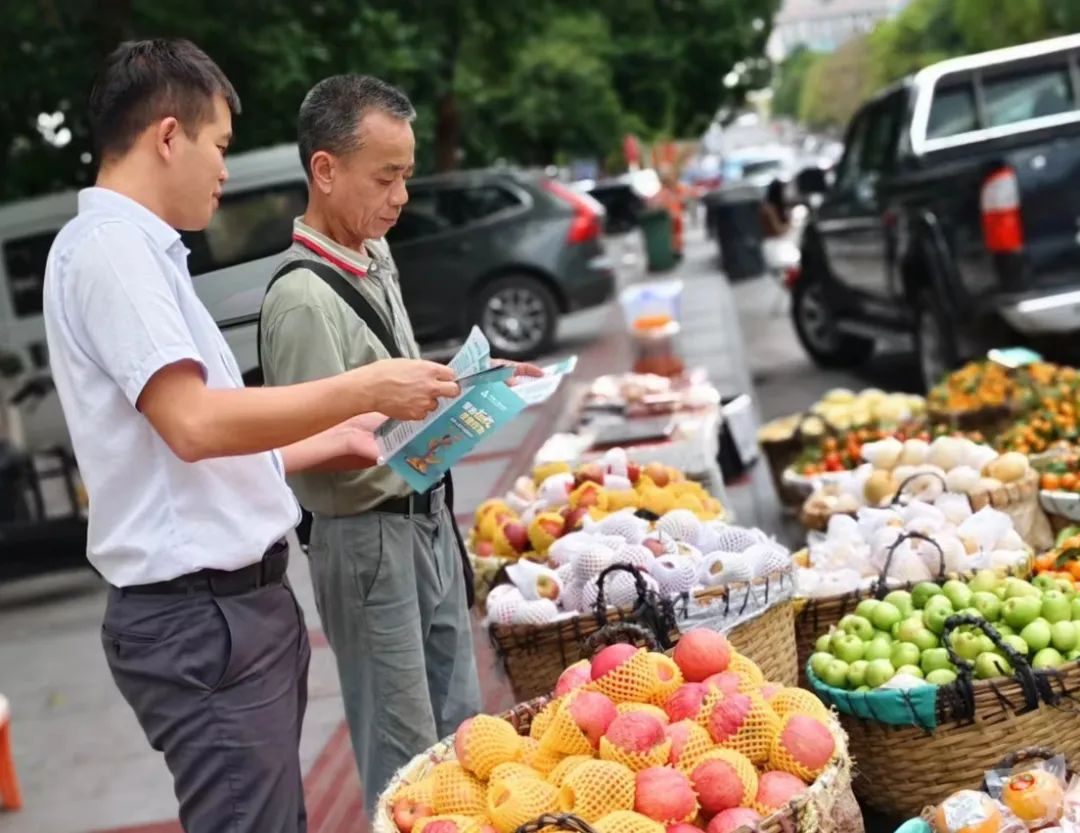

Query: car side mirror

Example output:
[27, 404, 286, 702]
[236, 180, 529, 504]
[795, 166, 830, 197]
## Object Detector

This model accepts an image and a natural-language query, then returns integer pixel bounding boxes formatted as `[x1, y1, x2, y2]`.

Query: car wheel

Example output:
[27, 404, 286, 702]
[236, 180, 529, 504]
[791, 274, 874, 368]
[476, 275, 558, 360]
[913, 288, 958, 392]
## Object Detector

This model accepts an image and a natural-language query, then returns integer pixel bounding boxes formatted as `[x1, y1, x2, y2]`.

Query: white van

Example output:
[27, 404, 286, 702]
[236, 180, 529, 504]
[0, 143, 309, 453]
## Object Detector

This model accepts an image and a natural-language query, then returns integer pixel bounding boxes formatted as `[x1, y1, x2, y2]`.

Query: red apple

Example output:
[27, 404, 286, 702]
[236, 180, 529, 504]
[591, 643, 639, 681]
[502, 521, 530, 554]
[702, 672, 741, 696]
[392, 797, 433, 833]
[644, 462, 670, 488]
[635, 766, 698, 824]
[627, 463, 642, 485]
[536, 574, 561, 601]
[643, 537, 667, 557]
[605, 712, 667, 754]
[576, 463, 605, 486]
[475, 540, 495, 557]
[555, 660, 592, 697]
[673, 630, 732, 682]
[708, 809, 761, 833]
[664, 683, 710, 723]
[562, 506, 590, 532]
[568, 691, 618, 747]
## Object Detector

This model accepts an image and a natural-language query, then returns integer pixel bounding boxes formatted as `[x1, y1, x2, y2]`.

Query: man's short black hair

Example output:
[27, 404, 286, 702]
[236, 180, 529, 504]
[297, 75, 415, 178]
[88, 38, 241, 162]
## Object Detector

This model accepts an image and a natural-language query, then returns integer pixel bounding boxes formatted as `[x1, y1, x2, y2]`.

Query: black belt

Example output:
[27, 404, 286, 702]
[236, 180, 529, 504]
[372, 482, 446, 516]
[120, 539, 289, 597]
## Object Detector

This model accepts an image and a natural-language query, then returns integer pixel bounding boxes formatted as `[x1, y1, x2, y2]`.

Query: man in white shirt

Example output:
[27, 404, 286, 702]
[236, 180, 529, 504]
[42, 39, 459, 833]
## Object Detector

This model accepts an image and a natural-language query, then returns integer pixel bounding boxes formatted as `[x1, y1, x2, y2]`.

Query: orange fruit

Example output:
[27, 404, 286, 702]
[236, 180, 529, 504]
[1002, 769, 1064, 825]
[933, 790, 1001, 833]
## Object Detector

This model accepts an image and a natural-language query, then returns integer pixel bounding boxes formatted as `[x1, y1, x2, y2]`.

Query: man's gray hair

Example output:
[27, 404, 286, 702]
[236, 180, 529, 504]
[297, 74, 416, 178]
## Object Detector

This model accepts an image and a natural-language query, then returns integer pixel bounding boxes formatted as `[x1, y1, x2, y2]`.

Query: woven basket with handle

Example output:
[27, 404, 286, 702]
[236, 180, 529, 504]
[827, 614, 1080, 819]
[374, 623, 861, 833]
[490, 564, 797, 702]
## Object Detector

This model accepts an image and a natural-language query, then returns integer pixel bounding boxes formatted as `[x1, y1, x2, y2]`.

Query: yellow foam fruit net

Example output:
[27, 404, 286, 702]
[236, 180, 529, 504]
[415, 815, 483, 833]
[767, 687, 830, 722]
[592, 811, 667, 833]
[769, 714, 835, 782]
[457, 715, 524, 780]
[393, 777, 436, 808]
[486, 775, 559, 833]
[558, 760, 637, 822]
[539, 696, 594, 757]
[647, 654, 685, 706]
[522, 741, 564, 777]
[670, 720, 716, 774]
[615, 702, 669, 724]
[530, 698, 564, 741]
[546, 755, 593, 787]
[691, 749, 758, 809]
[431, 762, 488, 817]
[710, 692, 780, 766]
[599, 736, 673, 773]
[727, 653, 765, 688]
[586, 649, 659, 704]
[488, 762, 542, 788]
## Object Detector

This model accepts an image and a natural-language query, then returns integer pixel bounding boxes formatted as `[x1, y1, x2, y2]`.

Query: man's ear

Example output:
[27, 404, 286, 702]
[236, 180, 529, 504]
[309, 151, 336, 195]
[155, 117, 182, 161]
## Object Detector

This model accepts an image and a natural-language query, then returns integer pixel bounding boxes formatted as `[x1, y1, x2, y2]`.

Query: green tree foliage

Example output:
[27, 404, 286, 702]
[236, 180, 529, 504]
[797, 36, 877, 131]
[771, 46, 821, 119]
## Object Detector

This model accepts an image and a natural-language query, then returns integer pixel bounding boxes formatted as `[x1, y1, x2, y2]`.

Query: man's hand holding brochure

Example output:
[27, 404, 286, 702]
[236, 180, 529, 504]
[374, 327, 577, 492]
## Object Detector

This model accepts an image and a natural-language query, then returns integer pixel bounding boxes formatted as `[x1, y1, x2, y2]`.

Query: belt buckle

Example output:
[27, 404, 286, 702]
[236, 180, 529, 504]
[430, 485, 445, 516]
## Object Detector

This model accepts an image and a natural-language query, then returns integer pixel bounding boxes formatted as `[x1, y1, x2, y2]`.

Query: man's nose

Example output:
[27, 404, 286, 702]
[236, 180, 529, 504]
[390, 180, 408, 207]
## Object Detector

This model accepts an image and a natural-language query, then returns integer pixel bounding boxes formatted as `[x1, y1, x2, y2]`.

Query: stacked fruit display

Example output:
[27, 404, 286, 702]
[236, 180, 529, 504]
[470, 448, 725, 564]
[484, 512, 791, 627]
[388, 631, 844, 833]
[1033, 527, 1080, 586]
[997, 386, 1080, 455]
[805, 388, 926, 432]
[808, 572, 1080, 692]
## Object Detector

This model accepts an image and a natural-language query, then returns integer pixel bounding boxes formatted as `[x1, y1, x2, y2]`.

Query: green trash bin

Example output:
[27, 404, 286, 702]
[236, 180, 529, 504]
[640, 207, 676, 272]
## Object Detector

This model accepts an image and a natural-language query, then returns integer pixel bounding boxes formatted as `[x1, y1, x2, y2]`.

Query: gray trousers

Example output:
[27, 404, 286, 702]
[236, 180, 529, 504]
[308, 505, 481, 814]
[102, 580, 311, 833]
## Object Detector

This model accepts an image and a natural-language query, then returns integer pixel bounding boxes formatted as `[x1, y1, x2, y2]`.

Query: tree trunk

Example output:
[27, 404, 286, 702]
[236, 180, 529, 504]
[434, 91, 460, 172]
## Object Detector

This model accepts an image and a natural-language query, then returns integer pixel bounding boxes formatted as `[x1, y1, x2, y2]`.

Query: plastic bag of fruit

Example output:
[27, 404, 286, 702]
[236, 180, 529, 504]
[985, 752, 1072, 831]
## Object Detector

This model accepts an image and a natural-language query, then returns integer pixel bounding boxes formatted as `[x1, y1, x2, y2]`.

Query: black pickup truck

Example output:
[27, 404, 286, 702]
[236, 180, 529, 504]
[790, 33, 1080, 389]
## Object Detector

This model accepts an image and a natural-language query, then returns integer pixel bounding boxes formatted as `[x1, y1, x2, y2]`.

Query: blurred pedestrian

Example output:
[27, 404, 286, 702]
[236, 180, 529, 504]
[760, 177, 791, 239]
[258, 74, 541, 813]
[42, 40, 458, 833]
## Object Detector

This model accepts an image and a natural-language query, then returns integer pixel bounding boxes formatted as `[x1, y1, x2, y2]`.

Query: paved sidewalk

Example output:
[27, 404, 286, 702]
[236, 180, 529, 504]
[0, 225, 796, 833]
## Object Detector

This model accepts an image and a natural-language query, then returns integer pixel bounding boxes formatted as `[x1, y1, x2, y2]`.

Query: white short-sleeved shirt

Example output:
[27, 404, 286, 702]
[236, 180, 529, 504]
[43, 187, 299, 587]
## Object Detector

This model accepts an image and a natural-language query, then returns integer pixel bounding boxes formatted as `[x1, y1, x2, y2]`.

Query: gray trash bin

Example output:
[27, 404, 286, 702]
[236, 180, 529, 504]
[705, 185, 766, 279]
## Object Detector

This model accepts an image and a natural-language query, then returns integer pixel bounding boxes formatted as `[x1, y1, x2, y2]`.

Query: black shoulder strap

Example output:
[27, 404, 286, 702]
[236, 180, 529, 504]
[258, 258, 402, 376]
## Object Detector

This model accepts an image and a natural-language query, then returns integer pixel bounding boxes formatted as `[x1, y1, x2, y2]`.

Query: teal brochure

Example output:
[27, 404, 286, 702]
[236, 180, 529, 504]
[374, 327, 577, 492]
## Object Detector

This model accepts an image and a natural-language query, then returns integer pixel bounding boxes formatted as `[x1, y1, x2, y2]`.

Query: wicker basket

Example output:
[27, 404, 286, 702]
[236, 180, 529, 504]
[374, 683, 862, 833]
[490, 565, 798, 702]
[927, 403, 1016, 438]
[818, 614, 1080, 819]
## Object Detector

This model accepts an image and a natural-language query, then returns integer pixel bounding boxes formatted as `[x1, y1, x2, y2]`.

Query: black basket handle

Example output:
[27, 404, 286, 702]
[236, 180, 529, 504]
[582, 621, 659, 658]
[873, 531, 946, 600]
[942, 613, 1043, 718]
[592, 563, 652, 625]
[514, 814, 598, 833]
[890, 470, 948, 506]
[592, 563, 677, 651]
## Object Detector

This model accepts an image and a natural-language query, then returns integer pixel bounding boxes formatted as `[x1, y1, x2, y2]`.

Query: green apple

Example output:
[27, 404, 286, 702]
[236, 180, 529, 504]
[950, 631, 984, 662]
[873, 629, 894, 642]
[847, 659, 869, 688]
[854, 599, 881, 620]
[942, 580, 973, 611]
[1033, 647, 1066, 670]
[854, 685, 871, 693]
[912, 582, 944, 610]
[897, 617, 925, 643]
[896, 664, 924, 679]
[995, 585, 1008, 600]
[1003, 596, 1043, 630]
[1054, 578, 1076, 598]
[833, 634, 867, 664]
[865, 658, 896, 688]
[926, 668, 958, 685]
[864, 639, 894, 662]
[975, 652, 1012, 680]
[1071, 597, 1080, 621]
[977, 635, 997, 655]
[923, 598, 955, 635]
[921, 648, 952, 674]
[890, 622, 903, 639]
[1067, 649, 1080, 662]
[971, 591, 1002, 623]
[815, 633, 832, 653]
[1033, 574, 1058, 592]
[959, 607, 985, 623]
[995, 623, 1015, 637]
[968, 570, 1000, 595]
[871, 602, 902, 633]
[1020, 619, 1053, 652]
[839, 614, 875, 642]
[910, 628, 940, 652]
[1051, 621, 1078, 652]
[822, 658, 851, 689]
[882, 590, 914, 617]
[1002, 635, 1029, 657]
[891, 642, 921, 669]
[810, 652, 834, 680]
[1042, 590, 1073, 624]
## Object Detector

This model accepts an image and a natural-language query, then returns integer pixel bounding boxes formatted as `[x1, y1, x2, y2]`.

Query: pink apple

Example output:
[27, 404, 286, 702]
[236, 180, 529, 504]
[604, 712, 666, 754]
[591, 643, 638, 681]
[475, 540, 495, 557]
[692, 755, 751, 816]
[635, 766, 698, 824]
[702, 672, 741, 696]
[555, 660, 592, 697]
[502, 521, 530, 553]
[707, 808, 762, 833]
[664, 683, 710, 723]
[392, 797, 433, 833]
[568, 691, 618, 748]
[673, 630, 732, 682]
[756, 771, 808, 813]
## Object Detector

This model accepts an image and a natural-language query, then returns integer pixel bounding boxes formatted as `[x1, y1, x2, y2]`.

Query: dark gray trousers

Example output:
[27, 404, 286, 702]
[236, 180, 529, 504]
[102, 580, 311, 833]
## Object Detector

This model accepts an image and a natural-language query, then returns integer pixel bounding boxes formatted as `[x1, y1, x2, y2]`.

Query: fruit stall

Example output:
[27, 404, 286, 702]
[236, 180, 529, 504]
[378, 352, 1080, 833]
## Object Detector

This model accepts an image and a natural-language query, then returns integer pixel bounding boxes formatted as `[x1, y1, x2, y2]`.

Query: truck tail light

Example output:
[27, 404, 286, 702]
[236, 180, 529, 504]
[981, 167, 1024, 254]
[542, 179, 602, 244]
